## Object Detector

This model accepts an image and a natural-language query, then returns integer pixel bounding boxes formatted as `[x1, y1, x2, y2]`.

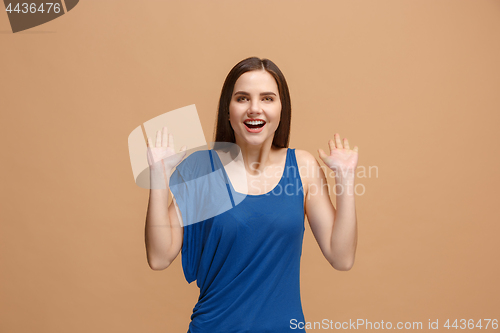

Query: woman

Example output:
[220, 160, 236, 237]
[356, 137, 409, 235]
[144, 57, 359, 332]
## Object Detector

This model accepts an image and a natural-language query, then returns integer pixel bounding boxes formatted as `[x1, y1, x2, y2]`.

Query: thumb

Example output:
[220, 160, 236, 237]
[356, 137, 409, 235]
[318, 148, 328, 161]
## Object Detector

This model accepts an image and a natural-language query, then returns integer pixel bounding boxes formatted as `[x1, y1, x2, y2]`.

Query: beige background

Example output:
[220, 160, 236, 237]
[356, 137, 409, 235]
[1, 1, 499, 332]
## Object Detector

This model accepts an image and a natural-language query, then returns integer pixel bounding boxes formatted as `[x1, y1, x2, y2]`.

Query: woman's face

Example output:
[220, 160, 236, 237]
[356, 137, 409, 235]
[229, 69, 282, 147]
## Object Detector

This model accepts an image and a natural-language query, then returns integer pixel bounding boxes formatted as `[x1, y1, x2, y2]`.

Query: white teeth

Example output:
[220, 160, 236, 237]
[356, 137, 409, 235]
[244, 120, 265, 125]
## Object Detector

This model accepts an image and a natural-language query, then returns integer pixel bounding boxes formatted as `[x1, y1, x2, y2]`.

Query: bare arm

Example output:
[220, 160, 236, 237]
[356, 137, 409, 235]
[301, 151, 357, 271]
[307, 133, 358, 271]
[145, 174, 184, 270]
[144, 126, 186, 270]
[298, 134, 359, 271]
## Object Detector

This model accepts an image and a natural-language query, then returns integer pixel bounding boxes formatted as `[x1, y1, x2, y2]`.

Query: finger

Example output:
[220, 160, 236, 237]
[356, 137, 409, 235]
[328, 139, 335, 152]
[335, 133, 343, 149]
[353, 146, 359, 153]
[344, 138, 350, 150]
[318, 148, 328, 160]
[168, 133, 174, 149]
[147, 137, 153, 148]
[155, 130, 162, 147]
[162, 126, 168, 147]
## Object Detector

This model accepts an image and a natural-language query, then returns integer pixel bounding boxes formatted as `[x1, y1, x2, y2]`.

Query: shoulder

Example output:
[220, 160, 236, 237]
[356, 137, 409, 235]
[292, 149, 323, 191]
[181, 149, 213, 163]
[175, 149, 213, 177]
[294, 149, 319, 171]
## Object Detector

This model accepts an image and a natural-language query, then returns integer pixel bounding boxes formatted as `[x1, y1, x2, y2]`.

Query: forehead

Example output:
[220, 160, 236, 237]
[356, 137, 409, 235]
[233, 70, 278, 93]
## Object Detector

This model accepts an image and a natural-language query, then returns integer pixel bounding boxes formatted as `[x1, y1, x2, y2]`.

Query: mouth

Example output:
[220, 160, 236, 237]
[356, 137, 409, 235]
[243, 119, 266, 133]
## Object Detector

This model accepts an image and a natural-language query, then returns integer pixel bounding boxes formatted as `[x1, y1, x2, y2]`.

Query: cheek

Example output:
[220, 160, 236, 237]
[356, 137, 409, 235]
[272, 106, 281, 124]
[229, 102, 242, 117]
[228, 105, 236, 120]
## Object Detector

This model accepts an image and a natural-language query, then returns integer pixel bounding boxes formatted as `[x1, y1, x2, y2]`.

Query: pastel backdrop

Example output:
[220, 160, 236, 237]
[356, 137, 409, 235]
[1, 1, 499, 332]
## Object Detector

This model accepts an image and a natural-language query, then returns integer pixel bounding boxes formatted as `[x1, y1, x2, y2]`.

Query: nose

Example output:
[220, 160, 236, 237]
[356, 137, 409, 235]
[248, 98, 262, 115]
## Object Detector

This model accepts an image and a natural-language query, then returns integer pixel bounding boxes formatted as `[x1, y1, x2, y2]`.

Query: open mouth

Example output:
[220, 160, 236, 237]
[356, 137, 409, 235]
[243, 120, 266, 129]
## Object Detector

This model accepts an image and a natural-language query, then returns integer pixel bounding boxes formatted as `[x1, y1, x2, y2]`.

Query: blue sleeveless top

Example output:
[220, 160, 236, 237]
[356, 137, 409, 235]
[170, 148, 306, 333]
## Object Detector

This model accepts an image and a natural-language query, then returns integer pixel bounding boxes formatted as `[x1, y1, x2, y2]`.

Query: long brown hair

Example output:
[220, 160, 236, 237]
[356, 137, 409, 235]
[213, 57, 292, 148]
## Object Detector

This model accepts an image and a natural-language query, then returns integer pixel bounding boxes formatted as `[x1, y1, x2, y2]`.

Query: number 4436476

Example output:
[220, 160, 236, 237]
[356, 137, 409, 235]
[5, 3, 62, 14]
[444, 319, 498, 329]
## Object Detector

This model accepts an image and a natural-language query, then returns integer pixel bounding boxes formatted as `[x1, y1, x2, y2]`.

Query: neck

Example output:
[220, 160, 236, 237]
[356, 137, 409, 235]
[234, 135, 278, 175]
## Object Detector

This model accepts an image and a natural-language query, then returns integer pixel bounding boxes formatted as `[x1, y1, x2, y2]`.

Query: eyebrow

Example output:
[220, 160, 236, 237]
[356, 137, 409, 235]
[233, 91, 277, 96]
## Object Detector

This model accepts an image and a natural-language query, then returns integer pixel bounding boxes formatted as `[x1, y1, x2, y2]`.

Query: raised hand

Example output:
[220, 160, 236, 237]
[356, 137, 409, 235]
[318, 133, 359, 178]
[146, 126, 187, 173]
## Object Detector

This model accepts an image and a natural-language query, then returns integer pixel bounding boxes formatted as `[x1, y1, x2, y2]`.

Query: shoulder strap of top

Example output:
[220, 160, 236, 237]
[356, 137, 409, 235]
[283, 148, 298, 179]
[208, 149, 215, 172]
[209, 150, 235, 208]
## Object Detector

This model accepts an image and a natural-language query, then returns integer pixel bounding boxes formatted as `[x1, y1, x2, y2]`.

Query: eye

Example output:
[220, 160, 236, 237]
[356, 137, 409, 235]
[263, 96, 274, 102]
[236, 96, 248, 102]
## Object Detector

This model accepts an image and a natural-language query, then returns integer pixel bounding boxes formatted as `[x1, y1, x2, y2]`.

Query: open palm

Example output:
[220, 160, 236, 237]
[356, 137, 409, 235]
[146, 126, 187, 172]
[318, 133, 359, 177]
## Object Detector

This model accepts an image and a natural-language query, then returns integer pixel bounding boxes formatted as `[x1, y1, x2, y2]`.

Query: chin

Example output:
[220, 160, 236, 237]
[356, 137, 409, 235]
[241, 136, 274, 147]
[234, 126, 276, 147]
